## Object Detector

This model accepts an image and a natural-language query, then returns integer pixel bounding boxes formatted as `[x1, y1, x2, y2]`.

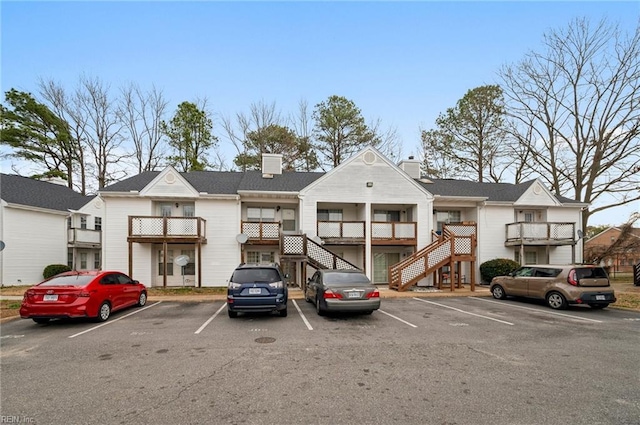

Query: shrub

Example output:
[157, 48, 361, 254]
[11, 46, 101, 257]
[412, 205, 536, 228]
[480, 258, 520, 283]
[43, 264, 72, 279]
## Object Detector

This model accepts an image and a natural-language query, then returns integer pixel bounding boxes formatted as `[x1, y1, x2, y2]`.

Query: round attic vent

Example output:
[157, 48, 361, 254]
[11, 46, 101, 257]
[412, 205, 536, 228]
[165, 173, 176, 184]
[362, 151, 376, 165]
[533, 185, 542, 195]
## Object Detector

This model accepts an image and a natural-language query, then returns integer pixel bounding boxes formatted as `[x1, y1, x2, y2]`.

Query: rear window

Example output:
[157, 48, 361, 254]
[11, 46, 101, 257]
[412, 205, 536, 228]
[231, 268, 281, 284]
[39, 275, 94, 287]
[323, 272, 371, 285]
[574, 267, 608, 280]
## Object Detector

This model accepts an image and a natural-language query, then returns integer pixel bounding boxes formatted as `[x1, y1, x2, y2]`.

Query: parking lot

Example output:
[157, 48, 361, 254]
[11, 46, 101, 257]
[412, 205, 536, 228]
[2, 296, 640, 425]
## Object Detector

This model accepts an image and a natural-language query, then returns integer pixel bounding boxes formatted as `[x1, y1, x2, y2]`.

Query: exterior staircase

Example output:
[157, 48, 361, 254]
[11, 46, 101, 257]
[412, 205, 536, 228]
[281, 234, 360, 270]
[389, 224, 477, 292]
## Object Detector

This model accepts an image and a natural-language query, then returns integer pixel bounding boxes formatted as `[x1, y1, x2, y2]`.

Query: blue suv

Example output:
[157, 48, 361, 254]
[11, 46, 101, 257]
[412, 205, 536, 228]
[227, 263, 288, 318]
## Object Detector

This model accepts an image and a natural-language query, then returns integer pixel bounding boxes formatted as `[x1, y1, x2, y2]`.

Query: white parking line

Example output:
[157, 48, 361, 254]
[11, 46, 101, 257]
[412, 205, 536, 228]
[195, 303, 227, 334]
[377, 309, 418, 328]
[292, 300, 313, 330]
[68, 302, 162, 339]
[468, 297, 604, 323]
[413, 298, 514, 326]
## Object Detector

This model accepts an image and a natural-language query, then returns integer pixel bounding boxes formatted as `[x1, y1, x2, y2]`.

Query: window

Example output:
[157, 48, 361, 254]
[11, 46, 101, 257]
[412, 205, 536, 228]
[373, 210, 400, 222]
[373, 252, 400, 284]
[436, 210, 461, 232]
[317, 209, 343, 221]
[160, 204, 172, 217]
[67, 217, 72, 229]
[67, 249, 73, 268]
[183, 205, 195, 217]
[94, 252, 101, 269]
[524, 211, 535, 222]
[94, 217, 102, 231]
[247, 207, 275, 222]
[181, 250, 196, 275]
[281, 208, 296, 232]
[80, 217, 87, 229]
[158, 250, 174, 276]
[524, 251, 538, 264]
[246, 251, 275, 264]
[80, 253, 87, 269]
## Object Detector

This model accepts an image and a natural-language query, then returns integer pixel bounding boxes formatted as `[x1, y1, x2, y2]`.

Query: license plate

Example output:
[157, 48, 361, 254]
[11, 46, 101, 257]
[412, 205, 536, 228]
[248, 288, 262, 295]
[43, 294, 58, 301]
[595, 295, 606, 301]
[348, 291, 361, 299]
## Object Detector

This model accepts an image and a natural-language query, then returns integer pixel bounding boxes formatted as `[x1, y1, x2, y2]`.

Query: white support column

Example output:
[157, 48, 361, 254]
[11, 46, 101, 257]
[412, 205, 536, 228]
[365, 202, 372, 280]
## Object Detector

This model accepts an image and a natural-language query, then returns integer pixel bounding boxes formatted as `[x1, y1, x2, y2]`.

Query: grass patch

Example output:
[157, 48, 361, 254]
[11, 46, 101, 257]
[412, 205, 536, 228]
[0, 299, 22, 319]
[612, 293, 640, 310]
[0, 285, 31, 296]
[146, 286, 226, 296]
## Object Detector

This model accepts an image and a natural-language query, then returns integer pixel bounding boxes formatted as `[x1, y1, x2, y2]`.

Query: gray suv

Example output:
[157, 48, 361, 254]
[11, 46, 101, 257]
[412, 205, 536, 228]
[226, 263, 288, 318]
[490, 265, 616, 310]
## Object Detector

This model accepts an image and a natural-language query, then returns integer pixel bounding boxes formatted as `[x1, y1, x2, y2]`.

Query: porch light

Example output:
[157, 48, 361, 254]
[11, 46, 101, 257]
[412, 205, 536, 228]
[366, 182, 373, 187]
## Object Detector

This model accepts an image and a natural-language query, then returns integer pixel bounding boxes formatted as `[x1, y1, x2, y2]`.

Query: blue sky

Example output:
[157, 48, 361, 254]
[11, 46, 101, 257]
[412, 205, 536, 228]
[2, 1, 639, 225]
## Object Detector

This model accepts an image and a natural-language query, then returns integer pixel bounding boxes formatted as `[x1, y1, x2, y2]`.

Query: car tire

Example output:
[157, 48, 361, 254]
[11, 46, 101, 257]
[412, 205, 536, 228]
[589, 303, 608, 309]
[304, 290, 312, 303]
[546, 292, 567, 310]
[228, 308, 238, 318]
[96, 301, 111, 322]
[33, 318, 50, 324]
[279, 308, 288, 317]
[137, 291, 147, 307]
[316, 297, 326, 316]
[492, 285, 507, 300]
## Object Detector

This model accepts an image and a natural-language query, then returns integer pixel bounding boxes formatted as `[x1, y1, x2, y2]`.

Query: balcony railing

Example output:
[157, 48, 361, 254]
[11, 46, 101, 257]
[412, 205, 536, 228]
[317, 221, 365, 240]
[68, 228, 101, 246]
[241, 221, 280, 243]
[128, 216, 207, 242]
[372, 221, 417, 244]
[505, 222, 575, 246]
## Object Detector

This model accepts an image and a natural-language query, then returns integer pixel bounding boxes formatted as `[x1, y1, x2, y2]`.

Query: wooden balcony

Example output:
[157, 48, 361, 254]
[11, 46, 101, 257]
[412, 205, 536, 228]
[372, 221, 417, 245]
[317, 221, 365, 244]
[68, 228, 101, 248]
[505, 222, 576, 246]
[128, 216, 207, 243]
[241, 221, 280, 245]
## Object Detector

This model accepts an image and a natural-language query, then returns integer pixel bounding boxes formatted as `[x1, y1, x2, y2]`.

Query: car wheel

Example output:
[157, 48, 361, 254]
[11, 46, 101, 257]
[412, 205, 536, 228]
[492, 285, 507, 300]
[137, 291, 147, 307]
[546, 292, 567, 310]
[33, 318, 50, 324]
[304, 290, 312, 303]
[96, 301, 111, 322]
[589, 303, 608, 309]
[316, 297, 326, 316]
[228, 308, 238, 318]
[279, 308, 288, 317]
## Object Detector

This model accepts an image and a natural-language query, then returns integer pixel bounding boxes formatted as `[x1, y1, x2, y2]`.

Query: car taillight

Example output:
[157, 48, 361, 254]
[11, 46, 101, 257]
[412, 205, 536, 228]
[567, 269, 578, 286]
[268, 281, 283, 289]
[366, 289, 380, 299]
[228, 282, 242, 289]
[78, 291, 91, 297]
[323, 289, 342, 299]
[25, 290, 35, 299]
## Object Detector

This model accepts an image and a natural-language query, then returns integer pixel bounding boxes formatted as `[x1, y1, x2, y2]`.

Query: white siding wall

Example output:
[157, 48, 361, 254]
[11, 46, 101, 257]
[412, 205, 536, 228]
[477, 205, 515, 264]
[1, 207, 67, 285]
[198, 198, 240, 286]
[547, 206, 583, 264]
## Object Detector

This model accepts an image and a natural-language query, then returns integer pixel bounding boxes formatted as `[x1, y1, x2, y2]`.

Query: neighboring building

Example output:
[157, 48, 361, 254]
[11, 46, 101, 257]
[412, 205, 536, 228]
[0, 174, 103, 286]
[98, 147, 586, 288]
[584, 227, 640, 273]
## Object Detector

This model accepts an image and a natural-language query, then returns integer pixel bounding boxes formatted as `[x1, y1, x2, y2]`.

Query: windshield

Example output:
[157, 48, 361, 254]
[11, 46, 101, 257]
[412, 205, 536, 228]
[323, 272, 371, 285]
[39, 275, 94, 287]
[231, 268, 281, 284]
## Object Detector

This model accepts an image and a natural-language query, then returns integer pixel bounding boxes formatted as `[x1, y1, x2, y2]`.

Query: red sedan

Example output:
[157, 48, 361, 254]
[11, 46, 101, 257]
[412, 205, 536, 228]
[20, 270, 147, 324]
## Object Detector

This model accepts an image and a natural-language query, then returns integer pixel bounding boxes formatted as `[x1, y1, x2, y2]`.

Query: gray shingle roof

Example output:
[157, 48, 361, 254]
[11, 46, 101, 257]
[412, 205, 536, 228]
[100, 170, 325, 194]
[418, 178, 582, 204]
[1, 174, 92, 211]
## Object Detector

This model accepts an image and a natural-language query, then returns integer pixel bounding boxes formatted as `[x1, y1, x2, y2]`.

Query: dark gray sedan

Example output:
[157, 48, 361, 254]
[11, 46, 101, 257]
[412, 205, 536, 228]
[304, 269, 380, 315]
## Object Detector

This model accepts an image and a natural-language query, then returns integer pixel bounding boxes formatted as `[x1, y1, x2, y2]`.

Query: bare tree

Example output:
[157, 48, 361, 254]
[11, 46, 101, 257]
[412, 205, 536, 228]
[118, 83, 169, 173]
[38, 79, 90, 194]
[368, 117, 403, 162]
[500, 17, 640, 231]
